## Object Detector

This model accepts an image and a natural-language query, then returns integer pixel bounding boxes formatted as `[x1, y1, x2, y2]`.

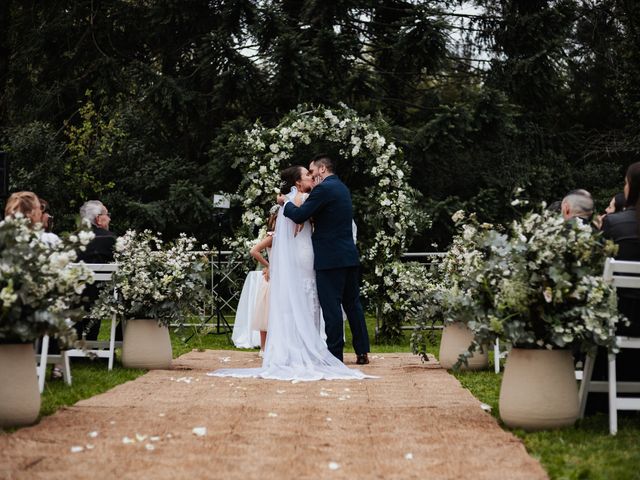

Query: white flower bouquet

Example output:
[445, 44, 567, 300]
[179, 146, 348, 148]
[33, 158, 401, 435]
[0, 215, 95, 346]
[91, 230, 208, 326]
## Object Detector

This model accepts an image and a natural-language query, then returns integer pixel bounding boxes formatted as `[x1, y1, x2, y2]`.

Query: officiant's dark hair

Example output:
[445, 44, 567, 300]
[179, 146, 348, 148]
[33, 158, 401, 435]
[280, 165, 304, 195]
[311, 153, 334, 173]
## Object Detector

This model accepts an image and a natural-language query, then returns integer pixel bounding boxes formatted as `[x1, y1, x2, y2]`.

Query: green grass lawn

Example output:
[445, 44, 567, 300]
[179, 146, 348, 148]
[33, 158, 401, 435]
[17, 317, 640, 479]
[455, 362, 640, 480]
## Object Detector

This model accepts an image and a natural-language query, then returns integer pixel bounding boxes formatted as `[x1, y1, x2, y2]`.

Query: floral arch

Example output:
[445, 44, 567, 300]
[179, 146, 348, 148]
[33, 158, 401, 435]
[229, 104, 427, 339]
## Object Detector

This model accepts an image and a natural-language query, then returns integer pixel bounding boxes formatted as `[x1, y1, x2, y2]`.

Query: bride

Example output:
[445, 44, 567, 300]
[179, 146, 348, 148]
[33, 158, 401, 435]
[208, 165, 371, 381]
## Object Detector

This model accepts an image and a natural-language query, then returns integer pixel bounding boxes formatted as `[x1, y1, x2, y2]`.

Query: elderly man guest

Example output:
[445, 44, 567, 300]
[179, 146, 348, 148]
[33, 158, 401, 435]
[75, 200, 119, 342]
[561, 191, 594, 224]
[79, 200, 116, 263]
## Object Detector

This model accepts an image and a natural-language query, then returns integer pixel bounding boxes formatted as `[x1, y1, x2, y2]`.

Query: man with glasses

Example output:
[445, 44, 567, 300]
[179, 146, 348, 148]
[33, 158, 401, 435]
[76, 200, 119, 342]
[79, 200, 115, 263]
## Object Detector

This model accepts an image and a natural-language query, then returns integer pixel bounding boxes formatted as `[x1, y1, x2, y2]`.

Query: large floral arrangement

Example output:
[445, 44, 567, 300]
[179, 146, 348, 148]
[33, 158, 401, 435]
[409, 213, 496, 360]
[0, 215, 95, 346]
[444, 209, 623, 363]
[91, 231, 208, 325]
[229, 104, 425, 340]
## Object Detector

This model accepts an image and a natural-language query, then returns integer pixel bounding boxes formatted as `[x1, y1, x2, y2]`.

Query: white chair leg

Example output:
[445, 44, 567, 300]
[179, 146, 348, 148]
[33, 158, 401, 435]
[609, 352, 618, 435]
[62, 351, 72, 385]
[494, 339, 500, 374]
[578, 352, 595, 419]
[38, 335, 50, 394]
[108, 316, 117, 371]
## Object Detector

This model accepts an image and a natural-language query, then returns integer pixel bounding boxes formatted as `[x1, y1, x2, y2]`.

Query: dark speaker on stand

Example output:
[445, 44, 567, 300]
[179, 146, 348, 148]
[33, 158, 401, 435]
[0, 152, 9, 198]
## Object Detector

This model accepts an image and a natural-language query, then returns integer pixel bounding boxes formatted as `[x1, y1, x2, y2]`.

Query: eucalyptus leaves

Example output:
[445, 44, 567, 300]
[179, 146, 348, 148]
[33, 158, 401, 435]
[0, 215, 95, 346]
[412, 208, 624, 364]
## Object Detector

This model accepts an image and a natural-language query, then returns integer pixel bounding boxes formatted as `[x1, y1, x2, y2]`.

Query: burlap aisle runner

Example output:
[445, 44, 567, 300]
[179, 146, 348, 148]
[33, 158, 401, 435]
[0, 351, 547, 480]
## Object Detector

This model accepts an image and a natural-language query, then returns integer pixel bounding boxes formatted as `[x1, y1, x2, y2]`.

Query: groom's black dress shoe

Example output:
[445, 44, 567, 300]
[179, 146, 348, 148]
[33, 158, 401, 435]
[356, 353, 369, 365]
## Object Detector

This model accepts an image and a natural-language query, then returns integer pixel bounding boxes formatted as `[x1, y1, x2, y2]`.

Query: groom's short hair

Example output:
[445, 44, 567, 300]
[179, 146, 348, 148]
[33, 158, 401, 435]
[311, 153, 334, 173]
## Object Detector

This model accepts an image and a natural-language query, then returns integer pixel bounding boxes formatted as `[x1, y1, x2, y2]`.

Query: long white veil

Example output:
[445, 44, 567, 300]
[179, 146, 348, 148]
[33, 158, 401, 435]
[208, 189, 371, 381]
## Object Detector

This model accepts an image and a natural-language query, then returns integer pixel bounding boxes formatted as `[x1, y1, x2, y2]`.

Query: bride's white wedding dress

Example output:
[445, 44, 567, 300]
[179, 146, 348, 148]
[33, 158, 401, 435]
[208, 188, 371, 381]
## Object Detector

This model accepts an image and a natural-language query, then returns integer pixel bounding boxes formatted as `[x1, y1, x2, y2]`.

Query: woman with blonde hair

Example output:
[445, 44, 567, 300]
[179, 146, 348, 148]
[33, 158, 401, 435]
[5, 191, 64, 378]
[5, 191, 43, 225]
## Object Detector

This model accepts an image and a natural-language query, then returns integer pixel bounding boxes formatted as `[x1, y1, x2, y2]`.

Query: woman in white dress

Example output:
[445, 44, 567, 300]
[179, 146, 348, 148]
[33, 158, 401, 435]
[208, 166, 371, 381]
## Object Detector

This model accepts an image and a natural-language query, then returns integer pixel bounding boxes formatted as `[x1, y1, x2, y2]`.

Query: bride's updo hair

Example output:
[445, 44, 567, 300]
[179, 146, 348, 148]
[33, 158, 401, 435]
[280, 165, 304, 195]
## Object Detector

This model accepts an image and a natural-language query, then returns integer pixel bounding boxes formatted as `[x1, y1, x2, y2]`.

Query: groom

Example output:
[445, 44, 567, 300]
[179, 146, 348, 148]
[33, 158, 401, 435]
[281, 154, 370, 365]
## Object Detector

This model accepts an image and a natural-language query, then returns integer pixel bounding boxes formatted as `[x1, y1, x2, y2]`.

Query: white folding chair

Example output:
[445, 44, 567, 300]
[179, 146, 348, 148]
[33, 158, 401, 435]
[578, 258, 640, 434]
[35, 335, 72, 393]
[65, 263, 121, 370]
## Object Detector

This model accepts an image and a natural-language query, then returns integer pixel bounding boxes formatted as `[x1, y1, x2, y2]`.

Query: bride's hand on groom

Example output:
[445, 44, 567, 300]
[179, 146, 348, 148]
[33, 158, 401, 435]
[276, 194, 286, 205]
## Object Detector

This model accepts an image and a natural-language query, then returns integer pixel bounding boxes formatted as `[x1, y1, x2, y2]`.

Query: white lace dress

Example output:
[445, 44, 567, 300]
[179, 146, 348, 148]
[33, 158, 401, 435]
[208, 188, 372, 381]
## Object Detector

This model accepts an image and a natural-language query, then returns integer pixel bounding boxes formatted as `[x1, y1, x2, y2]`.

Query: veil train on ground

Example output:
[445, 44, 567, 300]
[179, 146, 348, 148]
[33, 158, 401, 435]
[208, 190, 373, 381]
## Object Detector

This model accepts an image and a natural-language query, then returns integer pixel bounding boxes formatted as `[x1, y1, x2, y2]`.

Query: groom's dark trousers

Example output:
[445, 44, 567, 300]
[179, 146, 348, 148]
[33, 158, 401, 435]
[283, 174, 370, 361]
[316, 266, 369, 361]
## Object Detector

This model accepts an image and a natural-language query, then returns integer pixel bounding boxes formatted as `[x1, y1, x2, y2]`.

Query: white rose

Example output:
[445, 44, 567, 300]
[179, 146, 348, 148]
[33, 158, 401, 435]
[78, 230, 95, 245]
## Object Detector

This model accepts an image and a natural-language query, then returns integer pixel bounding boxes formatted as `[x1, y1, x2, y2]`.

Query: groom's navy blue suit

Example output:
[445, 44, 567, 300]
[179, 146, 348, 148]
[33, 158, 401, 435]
[284, 175, 370, 361]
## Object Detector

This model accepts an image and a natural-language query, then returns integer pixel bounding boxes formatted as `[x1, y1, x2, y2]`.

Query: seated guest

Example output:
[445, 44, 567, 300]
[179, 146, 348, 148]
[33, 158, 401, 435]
[596, 192, 626, 230]
[78, 200, 116, 263]
[5, 192, 60, 245]
[606, 192, 626, 215]
[6, 190, 44, 227]
[6, 193, 66, 378]
[38, 198, 66, 378]
[587, 163, 640, 414]
[37, 197, 62, 247]
[561, 191, 594, 225]
[75, 200, 119, 342]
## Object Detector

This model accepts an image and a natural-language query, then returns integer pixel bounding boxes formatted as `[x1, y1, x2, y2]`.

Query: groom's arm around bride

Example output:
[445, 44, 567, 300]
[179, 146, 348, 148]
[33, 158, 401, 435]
[281, 154, 370, 365]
